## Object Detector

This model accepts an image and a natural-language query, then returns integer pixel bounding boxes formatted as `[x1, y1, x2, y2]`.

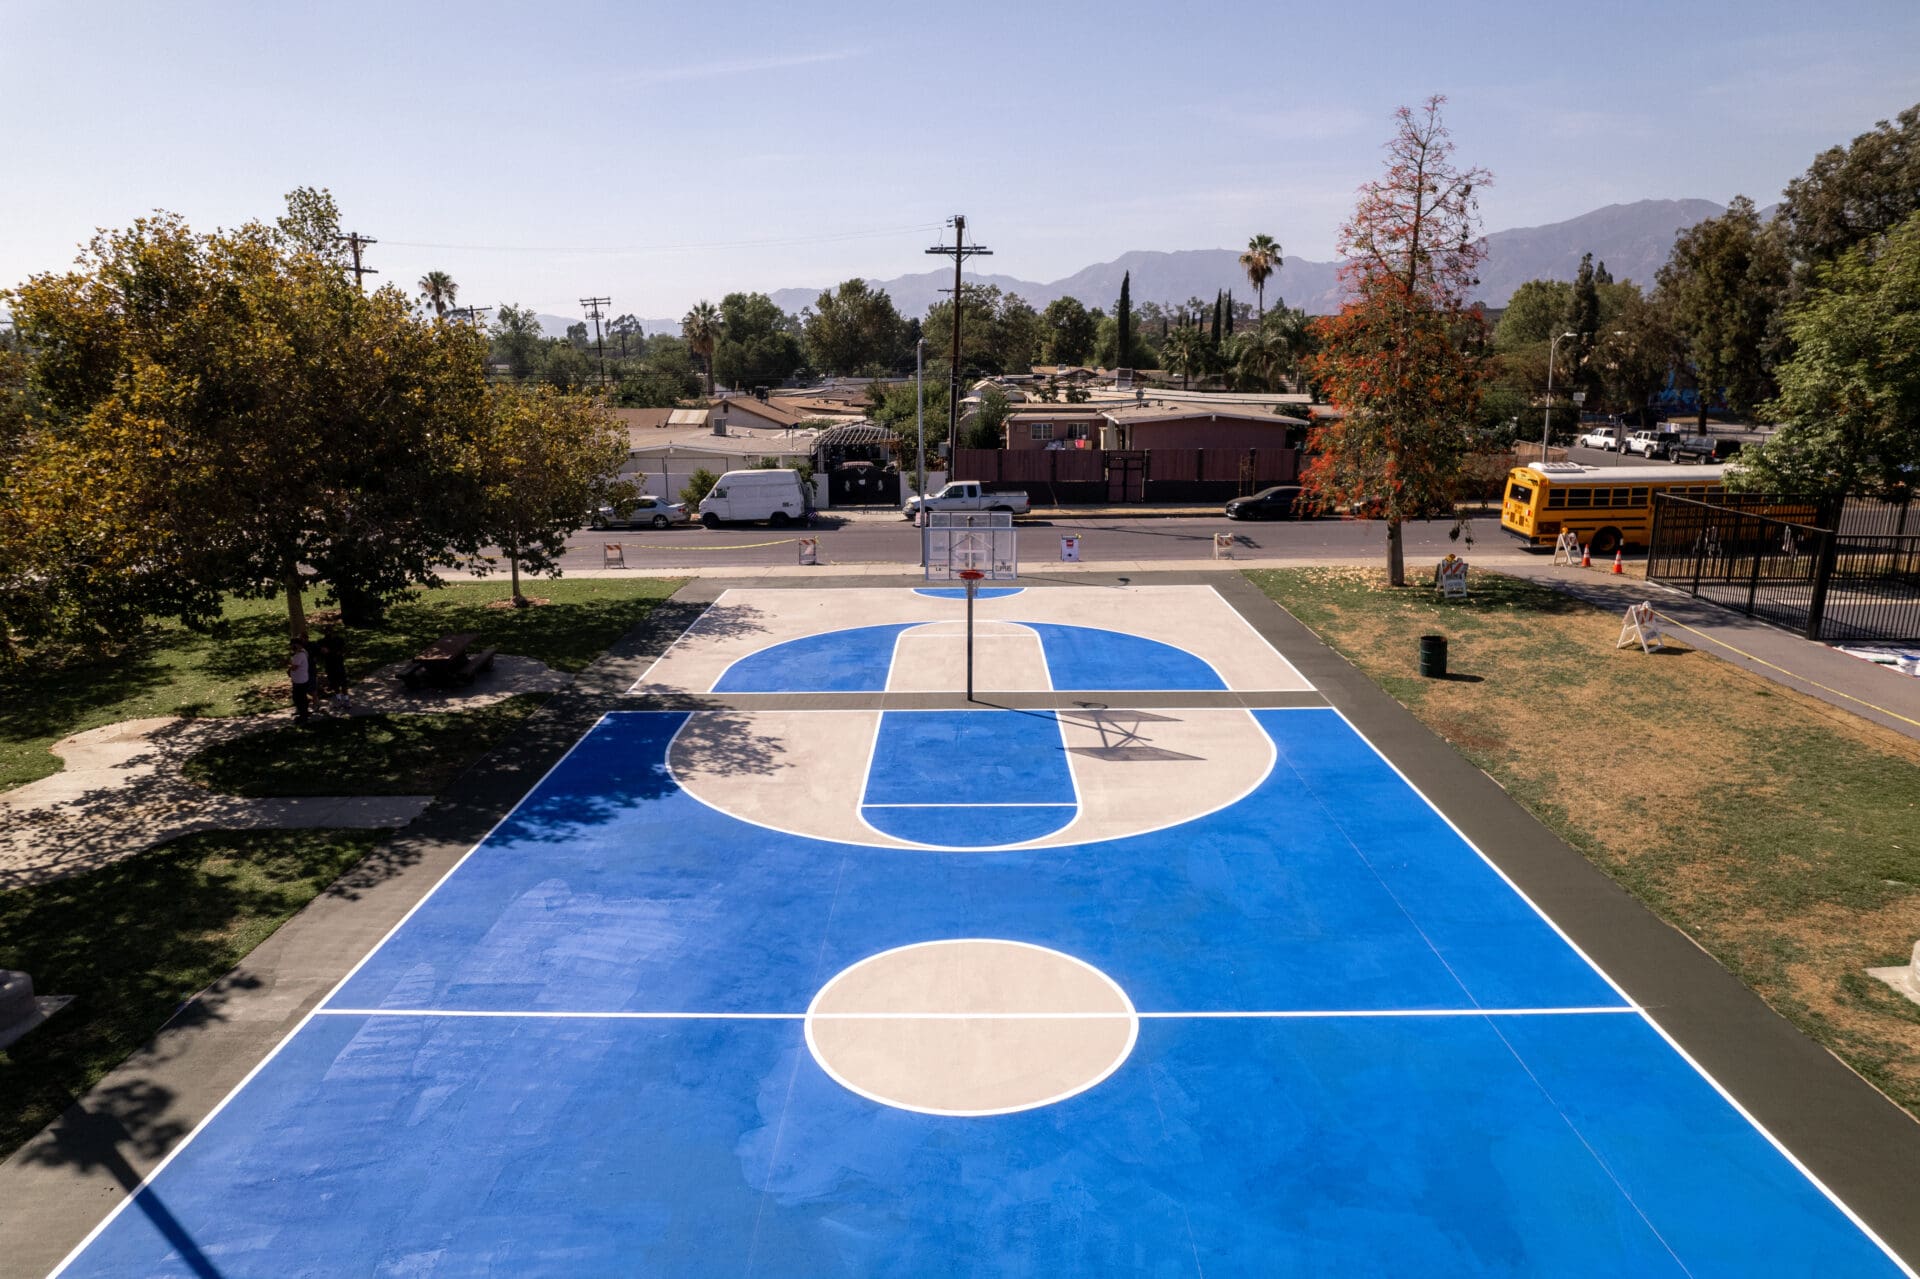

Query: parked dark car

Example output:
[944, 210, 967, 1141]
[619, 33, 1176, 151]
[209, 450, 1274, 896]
[1225, 486, 1305, 520]
[1671, 435, 1743, 463]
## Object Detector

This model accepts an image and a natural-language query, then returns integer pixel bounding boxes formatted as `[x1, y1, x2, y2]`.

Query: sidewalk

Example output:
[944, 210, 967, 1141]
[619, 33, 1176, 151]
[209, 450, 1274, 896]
[1504, 560, 1920, 744]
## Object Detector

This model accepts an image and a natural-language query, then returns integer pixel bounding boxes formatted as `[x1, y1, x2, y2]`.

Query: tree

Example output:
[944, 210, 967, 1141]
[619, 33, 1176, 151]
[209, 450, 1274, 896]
[803, 279, 905, 376]
[491, 304, 544, 379]
[1161, 326, 1208, 389]
[1211, 292, 1224, 346]
[1116, 272, 1133, 368]
[1240, 234, 1282, 317]
[1302, 96, 1490, 586]
[1591, 288, 1677, 423]
[682, 300, 723, 396]
[1657, 196, 1789, 427]
[711, 292, 803, 390]
[1041, 296, 1098, 366]
[680, 467, 720, 507]
[608, 313, 645, 358]
[1778, 104, 1920, 270]
[921, 284, 1040, 376]
[5, 190, 493, 639]
[463, 385, 633, 607]
[1736, 210, 1920, 501]
[1492, 280, 1574, 349]
[418, 270, 458, 318]
[539, 341, 595, 391]
[1231, 327, 1291, 391]
[962, 385, 1013, 450]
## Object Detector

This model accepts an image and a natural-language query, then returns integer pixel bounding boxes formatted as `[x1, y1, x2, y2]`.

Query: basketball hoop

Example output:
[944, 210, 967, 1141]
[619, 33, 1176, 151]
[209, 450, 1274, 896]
[957, 570, 985, 581]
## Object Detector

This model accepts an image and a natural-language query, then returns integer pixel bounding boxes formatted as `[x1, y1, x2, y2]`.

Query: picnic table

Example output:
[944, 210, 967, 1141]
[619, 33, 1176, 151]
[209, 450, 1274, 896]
[401, 633, 497, 690]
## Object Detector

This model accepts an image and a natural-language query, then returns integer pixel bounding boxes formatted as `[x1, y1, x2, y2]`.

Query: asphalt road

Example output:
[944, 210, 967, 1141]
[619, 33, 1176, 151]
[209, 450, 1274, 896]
[565, 511, 1514, 572]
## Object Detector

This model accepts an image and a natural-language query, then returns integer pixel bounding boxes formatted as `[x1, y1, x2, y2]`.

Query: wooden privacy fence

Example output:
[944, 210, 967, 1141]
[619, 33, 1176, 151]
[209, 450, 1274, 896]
[950, 448, 1300, 505]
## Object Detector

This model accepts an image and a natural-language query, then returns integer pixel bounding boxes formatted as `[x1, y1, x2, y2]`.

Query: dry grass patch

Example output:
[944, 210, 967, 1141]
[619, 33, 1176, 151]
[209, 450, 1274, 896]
[1249, 566, 1920, 1115]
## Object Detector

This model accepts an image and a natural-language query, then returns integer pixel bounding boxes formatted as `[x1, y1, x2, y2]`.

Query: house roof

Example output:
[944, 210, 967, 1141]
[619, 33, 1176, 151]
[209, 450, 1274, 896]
[712, 395, 816, 429]
[626, 422, 819, 460]
[1102, 403, 1310, 428]
[1005, 405, 1107, 419]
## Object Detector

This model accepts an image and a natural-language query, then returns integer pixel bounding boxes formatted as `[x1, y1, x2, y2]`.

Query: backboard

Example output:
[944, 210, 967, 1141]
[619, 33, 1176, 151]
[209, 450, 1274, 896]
[925, 527, 1018, 581]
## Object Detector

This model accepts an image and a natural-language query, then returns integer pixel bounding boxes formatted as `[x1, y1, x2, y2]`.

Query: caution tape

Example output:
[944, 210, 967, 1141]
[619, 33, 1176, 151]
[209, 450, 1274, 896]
[1650, 609, 1920, 730]
[613, 537, 800, 552]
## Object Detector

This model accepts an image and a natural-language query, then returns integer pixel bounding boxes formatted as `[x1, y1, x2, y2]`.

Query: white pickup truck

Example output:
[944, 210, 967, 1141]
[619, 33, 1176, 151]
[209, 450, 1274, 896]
[901, 480, 1031, 520]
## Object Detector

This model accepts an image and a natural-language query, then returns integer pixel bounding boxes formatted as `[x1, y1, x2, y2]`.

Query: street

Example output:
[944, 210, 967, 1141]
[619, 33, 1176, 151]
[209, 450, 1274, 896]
[563, 511, 1516, 572]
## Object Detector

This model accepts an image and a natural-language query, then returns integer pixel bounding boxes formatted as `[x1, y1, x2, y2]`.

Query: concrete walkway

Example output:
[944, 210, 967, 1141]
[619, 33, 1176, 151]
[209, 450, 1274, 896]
[1504, 560, 1920, 744]
[0, 655, 573, 890]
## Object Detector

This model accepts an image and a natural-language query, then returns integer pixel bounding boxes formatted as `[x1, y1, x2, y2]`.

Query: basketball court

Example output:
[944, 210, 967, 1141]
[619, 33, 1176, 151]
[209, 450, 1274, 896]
[51, 583, 1916, 1276]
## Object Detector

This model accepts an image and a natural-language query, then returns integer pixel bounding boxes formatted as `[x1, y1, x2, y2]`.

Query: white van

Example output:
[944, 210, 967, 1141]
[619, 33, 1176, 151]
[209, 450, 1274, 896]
[697, 469, 812, 527]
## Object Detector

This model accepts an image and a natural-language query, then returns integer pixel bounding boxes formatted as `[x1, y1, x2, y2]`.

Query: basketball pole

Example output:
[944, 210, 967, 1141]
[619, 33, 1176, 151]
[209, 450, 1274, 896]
[959, 568, 984, 702]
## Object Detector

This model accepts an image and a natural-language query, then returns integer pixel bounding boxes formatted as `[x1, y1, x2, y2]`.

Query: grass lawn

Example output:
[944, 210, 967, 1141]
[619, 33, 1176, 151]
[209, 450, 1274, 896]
[0, 577, 682, 792]
[1248, 566, 1920, 1116]
[0, 828, 388, 1157]
[181, 695, 543, 796]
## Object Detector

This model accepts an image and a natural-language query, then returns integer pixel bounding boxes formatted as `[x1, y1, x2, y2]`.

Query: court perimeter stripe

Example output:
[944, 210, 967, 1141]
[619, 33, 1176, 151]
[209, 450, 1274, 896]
[313, 1006, 1639, 1020]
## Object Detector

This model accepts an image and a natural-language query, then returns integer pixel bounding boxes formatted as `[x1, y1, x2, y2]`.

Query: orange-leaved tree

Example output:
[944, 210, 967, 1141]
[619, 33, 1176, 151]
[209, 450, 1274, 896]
[1303, 95, 1490, 586]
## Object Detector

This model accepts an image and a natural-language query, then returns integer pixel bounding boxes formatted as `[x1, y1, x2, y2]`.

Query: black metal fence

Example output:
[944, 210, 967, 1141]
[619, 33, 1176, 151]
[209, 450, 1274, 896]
[1648, 494, 1920, 641]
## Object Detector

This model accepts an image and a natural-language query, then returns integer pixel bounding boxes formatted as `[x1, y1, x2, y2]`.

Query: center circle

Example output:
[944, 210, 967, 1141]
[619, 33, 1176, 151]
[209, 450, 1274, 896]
[804, 939, 1138, 1117]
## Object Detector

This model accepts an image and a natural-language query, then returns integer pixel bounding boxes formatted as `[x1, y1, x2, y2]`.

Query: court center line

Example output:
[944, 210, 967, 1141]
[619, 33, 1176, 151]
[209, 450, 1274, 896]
[312, 1006, 1639, 1021]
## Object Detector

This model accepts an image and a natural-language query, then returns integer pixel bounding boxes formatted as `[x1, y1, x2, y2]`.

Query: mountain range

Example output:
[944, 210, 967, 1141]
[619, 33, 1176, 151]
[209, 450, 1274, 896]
[552, 198, 1733, 339]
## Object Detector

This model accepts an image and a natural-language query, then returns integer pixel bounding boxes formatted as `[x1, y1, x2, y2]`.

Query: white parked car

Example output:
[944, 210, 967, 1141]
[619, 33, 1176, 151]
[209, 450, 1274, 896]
[1626, 429, 1684, 459]
[1575, 426, 1621, 450]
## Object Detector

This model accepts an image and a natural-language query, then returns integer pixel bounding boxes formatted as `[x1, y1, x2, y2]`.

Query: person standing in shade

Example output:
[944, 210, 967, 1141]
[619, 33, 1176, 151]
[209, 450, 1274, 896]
[319, 630, 349, 711]
[288, 639, 313, 723]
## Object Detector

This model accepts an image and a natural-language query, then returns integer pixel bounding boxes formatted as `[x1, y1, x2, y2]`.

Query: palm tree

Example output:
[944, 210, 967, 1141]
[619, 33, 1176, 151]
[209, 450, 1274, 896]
[417, 270, 458, 318]
[682, 300, 723, 396]
[1232, 328, 1290, 392]
[1161, 325, 1207, 390]
[1239, 234, 1282, 319]
[1264, 306, 1314, 389]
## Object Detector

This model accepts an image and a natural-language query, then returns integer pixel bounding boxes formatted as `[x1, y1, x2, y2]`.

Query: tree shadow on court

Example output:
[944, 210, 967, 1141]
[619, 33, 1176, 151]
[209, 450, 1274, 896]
[496, 710, 788, 845]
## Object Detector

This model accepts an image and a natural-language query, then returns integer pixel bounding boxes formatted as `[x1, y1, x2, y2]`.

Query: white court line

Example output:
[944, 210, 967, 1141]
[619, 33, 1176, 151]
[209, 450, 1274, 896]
[627, 588, 732, 691]
[1209, 582, 1317, 692]
[47, 713, 621, 1279]
[312, 1006, 1640, 1021]
[1321, 705, 1919, 1279]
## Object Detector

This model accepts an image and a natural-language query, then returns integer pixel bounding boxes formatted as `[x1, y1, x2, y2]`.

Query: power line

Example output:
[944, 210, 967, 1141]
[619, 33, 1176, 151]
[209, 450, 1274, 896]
[335, 231, 378, 291]
[380, 222, 944, 256]
[926, 214, 991, 445]
[450, 305, 493, 330]
[579, 296, 611, 387]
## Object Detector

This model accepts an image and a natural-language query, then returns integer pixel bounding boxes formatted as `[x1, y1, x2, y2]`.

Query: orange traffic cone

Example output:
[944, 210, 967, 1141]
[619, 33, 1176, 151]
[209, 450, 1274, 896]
[1580, 544, 1591, 568]
[1611, 549, 1624, 574]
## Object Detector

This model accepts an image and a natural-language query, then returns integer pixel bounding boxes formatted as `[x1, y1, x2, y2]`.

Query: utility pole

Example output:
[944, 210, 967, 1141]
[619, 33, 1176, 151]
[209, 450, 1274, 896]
[580, 296, 611, 387]
[451, 305, 493, 330]
[926, 215, 991, 447]
[335, 231, 379, 292]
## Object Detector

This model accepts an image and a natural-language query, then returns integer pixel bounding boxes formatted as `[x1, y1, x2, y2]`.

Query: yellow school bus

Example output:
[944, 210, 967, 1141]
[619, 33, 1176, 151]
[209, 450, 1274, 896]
[1500, 462, 1727, 555]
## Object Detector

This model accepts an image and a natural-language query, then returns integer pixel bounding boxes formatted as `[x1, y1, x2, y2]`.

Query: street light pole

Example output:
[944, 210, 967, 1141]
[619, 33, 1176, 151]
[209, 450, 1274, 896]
[1543, 330, 1577, 459]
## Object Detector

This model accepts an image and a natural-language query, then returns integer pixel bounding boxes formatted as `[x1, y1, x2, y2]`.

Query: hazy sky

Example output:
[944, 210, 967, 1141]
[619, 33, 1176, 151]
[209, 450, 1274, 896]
[5, 0, 1918, 321]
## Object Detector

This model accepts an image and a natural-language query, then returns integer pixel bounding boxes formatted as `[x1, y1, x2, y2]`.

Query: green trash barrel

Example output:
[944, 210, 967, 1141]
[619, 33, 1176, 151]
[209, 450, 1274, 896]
[1418, 634, 1448, 679]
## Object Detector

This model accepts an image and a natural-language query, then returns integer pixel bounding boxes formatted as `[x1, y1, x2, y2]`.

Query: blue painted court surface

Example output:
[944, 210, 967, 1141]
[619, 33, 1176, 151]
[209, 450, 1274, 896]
[57, 694, 1911, 1274]
[714, 621, 1224, 692]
